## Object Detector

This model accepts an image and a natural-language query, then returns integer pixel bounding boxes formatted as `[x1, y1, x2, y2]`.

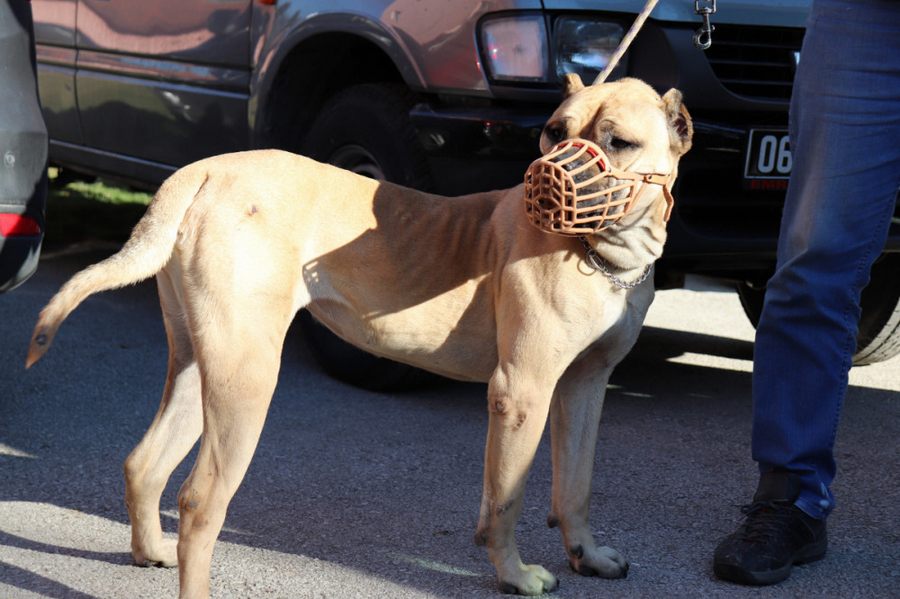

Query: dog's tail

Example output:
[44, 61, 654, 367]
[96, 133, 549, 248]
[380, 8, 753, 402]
[25, 167, 209, 368]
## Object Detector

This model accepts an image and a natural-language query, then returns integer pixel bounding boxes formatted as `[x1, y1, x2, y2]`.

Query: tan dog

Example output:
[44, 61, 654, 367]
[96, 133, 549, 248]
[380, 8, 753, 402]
[27, 76, 692, 598]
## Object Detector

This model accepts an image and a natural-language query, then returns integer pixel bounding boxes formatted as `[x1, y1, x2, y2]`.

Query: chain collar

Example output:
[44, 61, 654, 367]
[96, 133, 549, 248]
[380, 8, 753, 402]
[578, 236, 653, 290]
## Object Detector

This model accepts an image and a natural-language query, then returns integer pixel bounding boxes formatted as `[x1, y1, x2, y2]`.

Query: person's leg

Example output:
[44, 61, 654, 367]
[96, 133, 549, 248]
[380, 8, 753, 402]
[752, 0, 900, 520]
[716, 0, 900, 585]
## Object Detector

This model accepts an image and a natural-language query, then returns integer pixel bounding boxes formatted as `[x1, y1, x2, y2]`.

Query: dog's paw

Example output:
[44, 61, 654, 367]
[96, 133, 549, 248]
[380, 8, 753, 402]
[132, 538, 178, 568]
[568, 544, 628, 579]
[498, 563, 558, 595]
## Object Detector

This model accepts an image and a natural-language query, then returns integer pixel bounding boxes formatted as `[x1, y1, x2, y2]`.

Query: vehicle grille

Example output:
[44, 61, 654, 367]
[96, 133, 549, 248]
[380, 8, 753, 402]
[706, 24, 805, 102]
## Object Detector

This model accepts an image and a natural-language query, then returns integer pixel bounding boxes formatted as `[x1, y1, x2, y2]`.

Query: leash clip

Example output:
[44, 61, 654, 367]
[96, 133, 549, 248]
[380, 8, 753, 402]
[693, 0, 716, 50]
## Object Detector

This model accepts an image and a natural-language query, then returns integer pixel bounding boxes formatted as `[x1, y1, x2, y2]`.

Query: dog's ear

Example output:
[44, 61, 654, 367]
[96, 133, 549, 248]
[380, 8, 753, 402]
[562, 73, 585, 98]
[662, 88, 693, 156]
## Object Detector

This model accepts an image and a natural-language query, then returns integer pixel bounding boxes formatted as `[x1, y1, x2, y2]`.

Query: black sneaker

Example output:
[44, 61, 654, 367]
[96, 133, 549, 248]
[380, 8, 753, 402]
[713, 470, 828, 586]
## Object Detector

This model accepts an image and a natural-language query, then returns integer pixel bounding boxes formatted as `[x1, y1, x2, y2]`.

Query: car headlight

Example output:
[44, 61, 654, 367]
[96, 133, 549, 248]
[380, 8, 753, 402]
[553, 17, 626, 84]
[479, 15, 628, 86]
[479, 15, 550, 83]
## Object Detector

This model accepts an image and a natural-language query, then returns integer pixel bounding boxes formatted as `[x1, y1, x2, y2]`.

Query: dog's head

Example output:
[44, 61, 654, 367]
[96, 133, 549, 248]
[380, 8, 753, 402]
[536, 75, 693, 229]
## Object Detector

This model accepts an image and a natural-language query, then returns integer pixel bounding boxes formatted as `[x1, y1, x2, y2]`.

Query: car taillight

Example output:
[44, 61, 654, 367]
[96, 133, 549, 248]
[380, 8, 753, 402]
[0, 214, 42, 237]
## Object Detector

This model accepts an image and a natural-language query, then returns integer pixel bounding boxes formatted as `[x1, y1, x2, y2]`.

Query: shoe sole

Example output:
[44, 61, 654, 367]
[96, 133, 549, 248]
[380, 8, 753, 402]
[714, 539, 828, 586]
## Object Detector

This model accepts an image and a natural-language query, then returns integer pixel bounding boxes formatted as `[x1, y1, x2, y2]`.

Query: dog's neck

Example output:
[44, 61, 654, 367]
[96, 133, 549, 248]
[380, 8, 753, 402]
[581, 203, 667, 273]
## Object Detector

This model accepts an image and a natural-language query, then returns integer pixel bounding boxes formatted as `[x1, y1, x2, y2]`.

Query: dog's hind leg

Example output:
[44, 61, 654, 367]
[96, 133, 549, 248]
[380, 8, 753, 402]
[124, 268, 203, 567]
[475, 362, 560, 596]
[548, 355, 628, 579]
[174, 294, 293, 599]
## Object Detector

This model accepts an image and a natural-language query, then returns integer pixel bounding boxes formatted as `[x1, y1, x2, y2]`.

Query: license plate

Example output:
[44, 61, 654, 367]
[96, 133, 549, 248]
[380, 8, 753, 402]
[744, 129, 792, 190]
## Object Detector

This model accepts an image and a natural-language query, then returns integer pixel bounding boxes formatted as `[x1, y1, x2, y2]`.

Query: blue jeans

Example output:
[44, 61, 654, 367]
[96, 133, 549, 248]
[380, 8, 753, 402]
[751, 0, 900, 520]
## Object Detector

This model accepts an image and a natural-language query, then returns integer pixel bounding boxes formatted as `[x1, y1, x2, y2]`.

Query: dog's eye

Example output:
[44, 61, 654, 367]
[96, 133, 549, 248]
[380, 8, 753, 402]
[609, 136, 638, 151]
[544, 123, 567, 144]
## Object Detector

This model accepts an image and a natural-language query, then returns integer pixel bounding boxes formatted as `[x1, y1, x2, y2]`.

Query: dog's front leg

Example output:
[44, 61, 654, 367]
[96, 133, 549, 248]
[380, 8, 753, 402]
[475, 365, 558, 596]
[548, 355, 628, 579]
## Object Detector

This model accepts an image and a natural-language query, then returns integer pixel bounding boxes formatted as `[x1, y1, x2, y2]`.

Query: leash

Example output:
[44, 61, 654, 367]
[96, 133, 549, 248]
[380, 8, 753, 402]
[593, 0, 660, 84]
[593, 0, 716, 85]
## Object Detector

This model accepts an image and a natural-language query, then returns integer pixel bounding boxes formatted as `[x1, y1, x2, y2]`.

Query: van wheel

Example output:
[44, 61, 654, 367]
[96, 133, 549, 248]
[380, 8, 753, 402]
[297, 84, 435, 391]
[302, 83, 432, 190]
[736, 254, 900, 365]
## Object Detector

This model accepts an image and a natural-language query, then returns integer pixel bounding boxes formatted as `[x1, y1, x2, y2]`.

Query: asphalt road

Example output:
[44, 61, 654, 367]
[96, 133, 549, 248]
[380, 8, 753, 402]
[1, 244, 898, 598]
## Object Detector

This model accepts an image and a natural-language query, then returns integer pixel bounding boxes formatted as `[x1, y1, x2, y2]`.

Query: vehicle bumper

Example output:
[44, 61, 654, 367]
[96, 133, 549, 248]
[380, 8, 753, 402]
[0, 136, 47, 291]
[0, 231, 43, 292]
[0, 128, 48, 291]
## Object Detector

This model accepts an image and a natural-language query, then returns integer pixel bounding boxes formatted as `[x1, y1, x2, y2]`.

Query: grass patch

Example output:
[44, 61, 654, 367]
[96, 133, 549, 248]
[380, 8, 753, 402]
[45, 170, 154, 248]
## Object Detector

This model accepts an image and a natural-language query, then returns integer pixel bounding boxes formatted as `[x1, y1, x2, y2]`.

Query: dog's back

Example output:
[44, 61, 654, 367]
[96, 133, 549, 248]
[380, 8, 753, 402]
[25, 150, 508, 372]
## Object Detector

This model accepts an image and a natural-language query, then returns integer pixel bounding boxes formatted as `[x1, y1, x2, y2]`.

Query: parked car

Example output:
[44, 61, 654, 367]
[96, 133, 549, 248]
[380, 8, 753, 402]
[1, 0, 47, 293]
[30, 0, 900, 385]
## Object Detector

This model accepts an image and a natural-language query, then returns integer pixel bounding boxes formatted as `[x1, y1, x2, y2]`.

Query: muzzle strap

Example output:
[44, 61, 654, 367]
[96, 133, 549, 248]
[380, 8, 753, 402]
[642, 173, 675, 221]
